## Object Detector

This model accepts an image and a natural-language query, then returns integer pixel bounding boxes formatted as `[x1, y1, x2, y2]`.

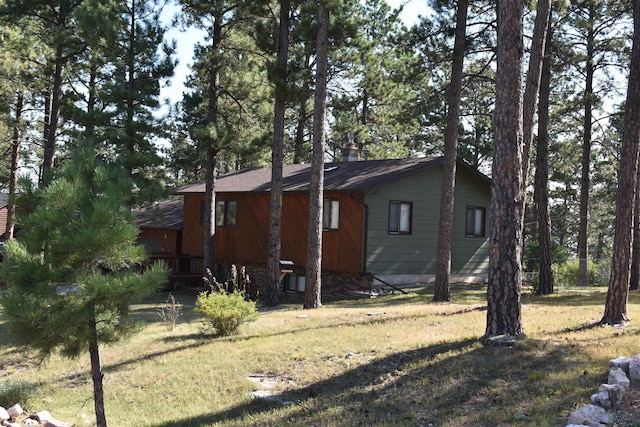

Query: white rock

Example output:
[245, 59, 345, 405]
[45, 419, 72, 427]
[6, 404, 22, 418]
[609, 356, 631, 372]
[628, 355, 640, 381]
[567, 404, 609, 427]
[599, 383, 625, 407]
[0, 408, 8, 422]
[608, 366, 630, 389]
[590, 389, 611, 409]
[3, 422, 21, 427]
[23, 419, 39, 426]
[36, 410, 52, 422]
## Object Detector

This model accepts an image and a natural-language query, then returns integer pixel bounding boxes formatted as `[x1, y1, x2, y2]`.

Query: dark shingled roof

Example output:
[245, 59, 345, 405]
[173, 157, 486, 195]
[136, 199, 183, 229]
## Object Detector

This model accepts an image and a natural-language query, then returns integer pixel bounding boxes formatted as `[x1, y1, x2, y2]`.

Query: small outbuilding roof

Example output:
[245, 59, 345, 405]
[136, 199, 183, 229]
[174, 157, 489, 195]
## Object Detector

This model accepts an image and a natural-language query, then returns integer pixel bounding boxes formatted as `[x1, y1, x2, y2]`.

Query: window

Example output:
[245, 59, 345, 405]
[199, 200, 237, 227]
[323, 199, 340, 230]
[466, 206, 486, 237]
[216, 200, 237, 227]
[389, 201, 412, 234]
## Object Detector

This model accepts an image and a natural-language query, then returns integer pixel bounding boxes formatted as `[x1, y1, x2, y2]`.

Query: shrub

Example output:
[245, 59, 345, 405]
[195, 266, 257, 336]
[195, 289, 258, 336]
[554, 257, 610, 287]
[0, 379, 34, 408]
[157, 293, 182, 331]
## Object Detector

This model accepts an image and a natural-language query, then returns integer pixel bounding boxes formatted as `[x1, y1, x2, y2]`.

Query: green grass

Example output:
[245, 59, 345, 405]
[2, 284, 640, 426]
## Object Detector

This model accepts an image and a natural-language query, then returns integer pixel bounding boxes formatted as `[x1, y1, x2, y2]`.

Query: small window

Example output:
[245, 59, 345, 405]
[323, 199, 340, 230]
[466, 206, 486, 237]
[216, 200, 237, 227]
[389, 201, 412, 234]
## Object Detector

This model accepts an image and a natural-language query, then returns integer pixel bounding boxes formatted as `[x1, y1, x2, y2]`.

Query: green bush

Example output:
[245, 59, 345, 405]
[554, 257, 610, 287]
[0, 379, 35, 408]
[195, 289, 258, 336]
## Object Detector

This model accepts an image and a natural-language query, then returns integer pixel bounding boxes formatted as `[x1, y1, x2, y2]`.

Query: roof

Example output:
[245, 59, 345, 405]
[0, 193, 8, 208]
[174, 157, 489, 195]
[136, 199, 183, 229]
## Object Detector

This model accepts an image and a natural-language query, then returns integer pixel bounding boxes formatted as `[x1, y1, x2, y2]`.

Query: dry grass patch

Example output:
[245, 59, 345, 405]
[2, 285, 640, 426]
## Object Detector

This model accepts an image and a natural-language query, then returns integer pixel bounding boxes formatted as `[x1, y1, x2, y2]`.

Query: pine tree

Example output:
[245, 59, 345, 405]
[0, 143, 167, 427]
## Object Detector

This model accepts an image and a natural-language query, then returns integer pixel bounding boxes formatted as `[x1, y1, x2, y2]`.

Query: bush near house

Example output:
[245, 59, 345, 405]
[194, 265, 258, 336]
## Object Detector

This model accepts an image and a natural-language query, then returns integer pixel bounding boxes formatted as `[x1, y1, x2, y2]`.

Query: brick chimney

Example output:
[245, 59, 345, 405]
[342, 133, 358, 162]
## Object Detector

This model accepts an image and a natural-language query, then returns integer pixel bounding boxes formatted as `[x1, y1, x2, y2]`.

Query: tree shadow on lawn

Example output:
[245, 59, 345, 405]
[151, 338, 602, 427]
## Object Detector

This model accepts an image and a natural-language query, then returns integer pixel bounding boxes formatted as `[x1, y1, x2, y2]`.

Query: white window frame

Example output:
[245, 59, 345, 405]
[465, 206, 485, 237]
[389, 201, 412, 235]
[322, 199, 340, 231]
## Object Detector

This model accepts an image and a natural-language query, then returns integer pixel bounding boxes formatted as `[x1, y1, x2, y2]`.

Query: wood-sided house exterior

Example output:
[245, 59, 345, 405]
[172, 157, 491, 294]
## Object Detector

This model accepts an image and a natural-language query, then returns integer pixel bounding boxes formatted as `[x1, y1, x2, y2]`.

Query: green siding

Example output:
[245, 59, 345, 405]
[364, 163, 490, 276]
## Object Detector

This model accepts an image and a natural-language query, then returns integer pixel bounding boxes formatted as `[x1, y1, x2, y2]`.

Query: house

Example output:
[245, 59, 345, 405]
[136, 199, 204, 287]
[170, 156, 491, 294]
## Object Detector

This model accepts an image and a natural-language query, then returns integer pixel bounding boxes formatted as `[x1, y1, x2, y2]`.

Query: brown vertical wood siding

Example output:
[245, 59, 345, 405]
[179, 191, 365, 274]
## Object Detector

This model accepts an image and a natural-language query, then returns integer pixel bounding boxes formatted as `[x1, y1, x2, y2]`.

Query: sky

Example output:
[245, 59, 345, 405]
[160, 0, 429, 106]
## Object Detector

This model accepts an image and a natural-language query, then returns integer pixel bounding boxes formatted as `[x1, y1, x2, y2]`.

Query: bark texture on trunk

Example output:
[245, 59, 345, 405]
[304, 1, 329, 310]
[482, 0, 525, 343]
[434, 0, 468, 303]
[7, 92, 23, 240]
[266, 0, 291, 307]
[534, 15, 554, 296]
[601, 0, 640, 326]
[203, 12, 223, 278]
[578, 4, 596, 287]
[89, 313, 107, 427]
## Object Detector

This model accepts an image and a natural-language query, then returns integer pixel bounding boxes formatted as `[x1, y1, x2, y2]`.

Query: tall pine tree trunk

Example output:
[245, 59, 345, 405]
[521, 0, 552, 186]
[266, 0, 291, 307]
[7, 92, 23, 240]
[578, 4, 596, 287]
[203, 13, 223, 278]
[534, 15, 554, 296]
[41, 43, 65, 187]
[631, 172, 640, 290]
[434, 0, 468, 303]
[89, 310, 107, 427]
[601, 0, 640, 326]
[304, 1, 329, 309]
[482, 0, 525, 343]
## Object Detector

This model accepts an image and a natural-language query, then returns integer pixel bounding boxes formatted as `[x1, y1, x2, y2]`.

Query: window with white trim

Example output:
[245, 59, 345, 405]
[465, 206, 485, 237]
[323, 199, 340, 230]
[389, 201, 412, 234]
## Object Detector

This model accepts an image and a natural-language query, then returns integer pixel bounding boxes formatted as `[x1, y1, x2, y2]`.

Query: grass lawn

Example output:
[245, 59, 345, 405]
[2, 284, 640, 426]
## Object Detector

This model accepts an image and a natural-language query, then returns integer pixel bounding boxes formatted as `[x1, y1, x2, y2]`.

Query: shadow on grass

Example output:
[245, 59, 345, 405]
[150, 337, 602, 427]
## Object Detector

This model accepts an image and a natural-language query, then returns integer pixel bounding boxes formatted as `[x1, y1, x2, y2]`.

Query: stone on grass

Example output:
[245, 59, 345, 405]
[3, 422, 21, 427]
[44, 418, 72, 427]
[628, 355, 640, 381]
[0, 407, 9, 422]
[35, 410, 52, 422]
[6, 404, 23, 418]
[485, 335, 516, 347]
[568, 404, 612, 427]
[609, 356, 631, 372]
[608, 367, 630, 389]
[591, 389, 611, 410]
[600, 383, 625, 408]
